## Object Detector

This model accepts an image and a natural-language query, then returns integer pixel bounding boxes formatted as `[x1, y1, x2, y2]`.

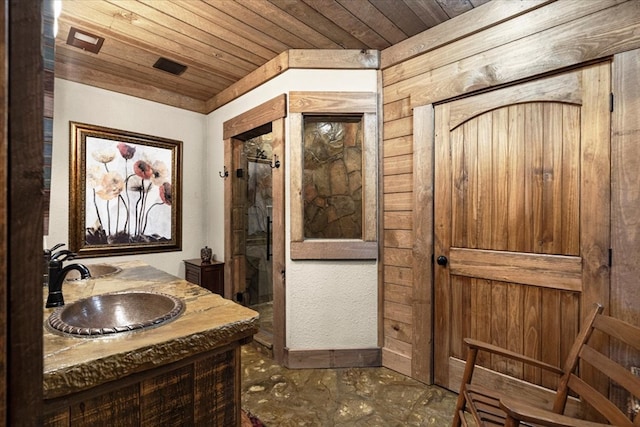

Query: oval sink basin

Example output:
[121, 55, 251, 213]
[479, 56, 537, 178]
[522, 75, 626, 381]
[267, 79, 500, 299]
[48, 291, 185, 336]
[65, 263, 122, 281]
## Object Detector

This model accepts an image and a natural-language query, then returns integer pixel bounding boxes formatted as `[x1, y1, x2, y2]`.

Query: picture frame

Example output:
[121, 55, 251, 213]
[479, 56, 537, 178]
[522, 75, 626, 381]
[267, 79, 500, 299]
[69, 122, 182, 257]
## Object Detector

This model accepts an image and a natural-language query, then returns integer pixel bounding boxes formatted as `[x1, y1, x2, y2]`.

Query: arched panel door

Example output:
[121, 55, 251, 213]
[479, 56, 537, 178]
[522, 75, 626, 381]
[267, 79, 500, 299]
[433, 63, 611, 397]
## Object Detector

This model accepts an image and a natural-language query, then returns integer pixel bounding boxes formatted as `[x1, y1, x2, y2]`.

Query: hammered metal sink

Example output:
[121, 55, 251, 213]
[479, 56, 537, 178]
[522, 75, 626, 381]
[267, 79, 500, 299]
[48, 291, 185, 336]
[64, 263, 122, 281]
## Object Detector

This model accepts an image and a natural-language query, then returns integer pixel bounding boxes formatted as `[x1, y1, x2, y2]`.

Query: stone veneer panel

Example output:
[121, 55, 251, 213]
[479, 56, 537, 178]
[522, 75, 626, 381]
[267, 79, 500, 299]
[303, 118, 363, 239]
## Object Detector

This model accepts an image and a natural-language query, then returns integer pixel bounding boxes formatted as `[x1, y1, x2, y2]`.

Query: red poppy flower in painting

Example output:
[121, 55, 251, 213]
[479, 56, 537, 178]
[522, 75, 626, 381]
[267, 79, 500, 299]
[133, 160, 153, 179]
[117, 142, 136, 160]
[159, 182, 172, 205]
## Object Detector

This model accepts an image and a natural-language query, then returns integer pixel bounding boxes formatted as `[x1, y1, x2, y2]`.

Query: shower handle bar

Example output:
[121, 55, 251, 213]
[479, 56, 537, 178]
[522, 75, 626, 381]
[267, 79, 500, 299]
[266, 215, 272, 261]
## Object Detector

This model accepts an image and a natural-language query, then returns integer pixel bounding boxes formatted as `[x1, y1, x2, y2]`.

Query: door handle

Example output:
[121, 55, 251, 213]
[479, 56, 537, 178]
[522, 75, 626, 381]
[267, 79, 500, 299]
[266, 215, 271, 261]
[436, 255, 448, 266]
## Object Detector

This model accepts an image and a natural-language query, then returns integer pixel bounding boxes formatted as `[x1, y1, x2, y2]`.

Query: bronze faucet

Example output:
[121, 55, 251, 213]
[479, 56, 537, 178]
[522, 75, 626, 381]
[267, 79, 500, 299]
[45, 248, 90, 308]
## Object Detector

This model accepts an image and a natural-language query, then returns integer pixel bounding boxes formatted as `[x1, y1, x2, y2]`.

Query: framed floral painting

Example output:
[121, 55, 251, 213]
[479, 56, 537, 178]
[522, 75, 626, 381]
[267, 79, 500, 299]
[69, 122, 182, 257]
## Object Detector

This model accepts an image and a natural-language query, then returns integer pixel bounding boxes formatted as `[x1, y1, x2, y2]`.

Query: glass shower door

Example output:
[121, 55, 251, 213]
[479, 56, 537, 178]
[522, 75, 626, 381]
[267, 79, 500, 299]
[244, 137, 274, 340]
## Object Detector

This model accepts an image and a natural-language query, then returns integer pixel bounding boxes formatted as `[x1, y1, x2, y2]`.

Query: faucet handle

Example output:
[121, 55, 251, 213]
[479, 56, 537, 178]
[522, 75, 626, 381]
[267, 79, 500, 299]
[50, 250, 77, 262]
[48, 243, 65, 252]
[45, 243, 66, 259]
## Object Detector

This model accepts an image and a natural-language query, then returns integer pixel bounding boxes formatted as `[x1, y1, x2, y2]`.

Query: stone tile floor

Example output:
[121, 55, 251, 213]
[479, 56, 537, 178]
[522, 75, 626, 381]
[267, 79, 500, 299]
[241, 343, 458, 426]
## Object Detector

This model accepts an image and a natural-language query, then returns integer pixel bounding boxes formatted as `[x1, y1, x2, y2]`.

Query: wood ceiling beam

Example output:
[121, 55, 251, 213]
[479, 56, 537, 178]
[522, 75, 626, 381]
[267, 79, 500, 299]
[207, 49, 380, 113]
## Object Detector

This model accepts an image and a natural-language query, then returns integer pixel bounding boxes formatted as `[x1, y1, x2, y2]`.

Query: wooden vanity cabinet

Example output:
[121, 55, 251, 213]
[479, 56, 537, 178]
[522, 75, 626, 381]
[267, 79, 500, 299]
[42, 261, 257, 427]
[184, 259, 224, 295]
[44, 341, 248, 426]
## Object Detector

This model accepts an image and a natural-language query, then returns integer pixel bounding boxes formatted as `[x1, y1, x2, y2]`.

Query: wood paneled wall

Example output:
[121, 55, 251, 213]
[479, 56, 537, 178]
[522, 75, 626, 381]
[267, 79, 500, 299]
[379, 0, 640, 381]
[611, 48, 640, 406]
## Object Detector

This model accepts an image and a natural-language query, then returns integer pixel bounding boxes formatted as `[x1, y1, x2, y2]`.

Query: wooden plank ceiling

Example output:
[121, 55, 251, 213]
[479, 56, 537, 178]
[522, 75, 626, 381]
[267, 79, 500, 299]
[55, 0, 491, 113]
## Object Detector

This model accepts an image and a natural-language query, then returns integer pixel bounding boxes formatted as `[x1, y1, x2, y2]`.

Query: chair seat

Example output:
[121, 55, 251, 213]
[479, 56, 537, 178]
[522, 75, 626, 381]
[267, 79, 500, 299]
[464, 383, 508, 426]
[465, 384, 542, 427]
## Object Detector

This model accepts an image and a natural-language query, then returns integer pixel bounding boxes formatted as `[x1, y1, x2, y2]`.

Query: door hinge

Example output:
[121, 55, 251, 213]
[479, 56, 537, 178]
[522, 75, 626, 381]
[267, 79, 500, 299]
[610, 93, 614, 112]
[609, 248, 613, 267]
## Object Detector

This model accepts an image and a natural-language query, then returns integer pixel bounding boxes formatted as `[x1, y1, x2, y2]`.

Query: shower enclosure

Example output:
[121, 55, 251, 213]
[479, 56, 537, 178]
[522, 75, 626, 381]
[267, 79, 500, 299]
[243, 134, 274, 339]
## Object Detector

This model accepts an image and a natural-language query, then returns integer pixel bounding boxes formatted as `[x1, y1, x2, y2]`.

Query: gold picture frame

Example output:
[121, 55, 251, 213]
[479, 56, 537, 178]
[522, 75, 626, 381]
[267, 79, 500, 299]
[69, 122, 182, 257]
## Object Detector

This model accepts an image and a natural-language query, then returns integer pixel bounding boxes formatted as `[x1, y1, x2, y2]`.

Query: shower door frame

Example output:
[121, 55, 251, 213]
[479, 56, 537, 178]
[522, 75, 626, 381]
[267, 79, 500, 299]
[223, 95, 286, 364]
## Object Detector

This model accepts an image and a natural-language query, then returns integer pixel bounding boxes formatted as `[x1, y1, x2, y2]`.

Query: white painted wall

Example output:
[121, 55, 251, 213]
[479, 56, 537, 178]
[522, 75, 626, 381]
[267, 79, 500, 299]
[49, 79, 206, 277]
[206, 69, 379, 350]
[50, 70, 379, 351]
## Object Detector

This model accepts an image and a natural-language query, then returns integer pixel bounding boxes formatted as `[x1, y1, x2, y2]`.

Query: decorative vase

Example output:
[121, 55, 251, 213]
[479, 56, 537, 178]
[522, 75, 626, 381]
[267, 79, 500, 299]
[200, 246, 212, 263]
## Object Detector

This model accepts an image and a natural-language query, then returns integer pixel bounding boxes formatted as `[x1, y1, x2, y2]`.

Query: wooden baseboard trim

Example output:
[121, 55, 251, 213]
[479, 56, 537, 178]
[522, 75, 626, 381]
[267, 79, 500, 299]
[381, 348, 411, 377]
[284, 347, 381, 369]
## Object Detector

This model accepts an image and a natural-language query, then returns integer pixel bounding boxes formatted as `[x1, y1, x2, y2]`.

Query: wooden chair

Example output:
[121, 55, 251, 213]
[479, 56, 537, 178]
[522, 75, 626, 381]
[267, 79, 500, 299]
[452, 303, 640, 426]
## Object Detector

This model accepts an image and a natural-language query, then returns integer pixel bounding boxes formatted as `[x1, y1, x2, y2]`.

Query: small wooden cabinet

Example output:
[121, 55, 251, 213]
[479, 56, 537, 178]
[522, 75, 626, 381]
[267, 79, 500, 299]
[184, 259, 224, 295]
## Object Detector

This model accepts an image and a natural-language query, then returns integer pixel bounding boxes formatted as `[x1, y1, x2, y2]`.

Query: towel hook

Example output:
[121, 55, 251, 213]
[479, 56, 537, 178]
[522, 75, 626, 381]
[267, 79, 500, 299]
[270, 154, 280, 169]
[219, 166, 229, 178]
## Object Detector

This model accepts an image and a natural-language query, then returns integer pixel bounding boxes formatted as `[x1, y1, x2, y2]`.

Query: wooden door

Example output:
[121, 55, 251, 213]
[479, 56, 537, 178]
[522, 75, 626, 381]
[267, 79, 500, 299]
[433, 63, 611, 393]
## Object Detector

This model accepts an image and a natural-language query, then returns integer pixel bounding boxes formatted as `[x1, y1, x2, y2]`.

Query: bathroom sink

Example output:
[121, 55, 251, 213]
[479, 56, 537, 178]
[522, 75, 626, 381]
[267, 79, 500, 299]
[47, 291, 185, 336]
[64, 263, 122, 281]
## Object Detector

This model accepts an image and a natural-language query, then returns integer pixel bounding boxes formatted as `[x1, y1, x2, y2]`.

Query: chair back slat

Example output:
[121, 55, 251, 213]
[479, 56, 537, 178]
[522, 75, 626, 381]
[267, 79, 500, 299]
[593, 315, 640, 350]
[567, 373, 633, 427]
[581, 344, 640, 400]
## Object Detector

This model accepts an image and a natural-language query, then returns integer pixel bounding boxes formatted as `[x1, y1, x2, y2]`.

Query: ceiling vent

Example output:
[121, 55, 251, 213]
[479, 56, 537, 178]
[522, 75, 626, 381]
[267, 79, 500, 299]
[66, 27, 104, 54]
[153, 57, 187, 76]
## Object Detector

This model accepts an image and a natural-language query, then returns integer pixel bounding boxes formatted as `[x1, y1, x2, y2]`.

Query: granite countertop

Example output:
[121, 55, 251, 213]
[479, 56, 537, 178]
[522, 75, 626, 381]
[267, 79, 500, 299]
[43, 260, 259, 400]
